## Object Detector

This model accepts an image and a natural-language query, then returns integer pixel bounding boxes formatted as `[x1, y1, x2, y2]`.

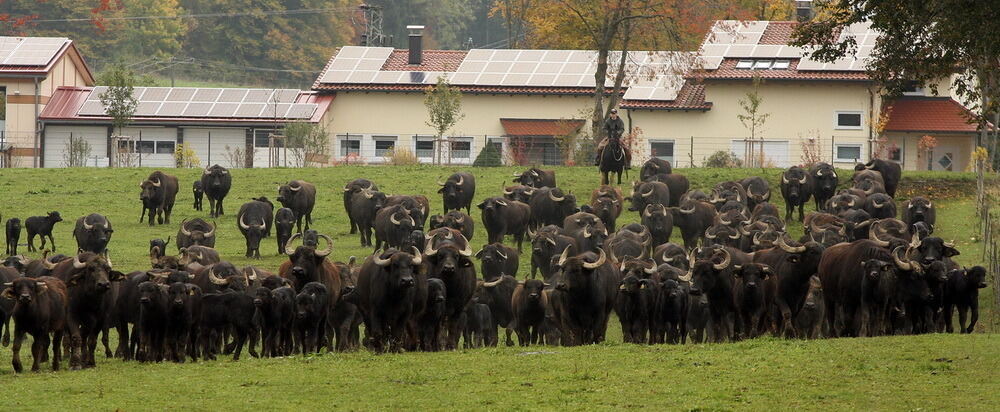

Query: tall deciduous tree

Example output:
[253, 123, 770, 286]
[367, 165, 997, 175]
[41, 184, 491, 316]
[425, 76, 465, 165]
[737, 73, 769, 167]
[792, 0, 1000, 164]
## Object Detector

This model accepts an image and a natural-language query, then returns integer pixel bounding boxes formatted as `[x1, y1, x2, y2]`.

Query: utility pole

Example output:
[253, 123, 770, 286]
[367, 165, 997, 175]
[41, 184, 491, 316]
[359, 3, 388, 47]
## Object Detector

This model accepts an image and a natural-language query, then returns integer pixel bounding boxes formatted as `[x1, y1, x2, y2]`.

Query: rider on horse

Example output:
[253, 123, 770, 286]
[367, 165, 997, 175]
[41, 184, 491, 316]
[595, 108, 631, 167]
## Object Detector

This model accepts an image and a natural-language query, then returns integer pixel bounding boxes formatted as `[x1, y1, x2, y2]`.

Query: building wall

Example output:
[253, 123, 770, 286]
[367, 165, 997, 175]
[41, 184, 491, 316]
[886, 132, 975, 172]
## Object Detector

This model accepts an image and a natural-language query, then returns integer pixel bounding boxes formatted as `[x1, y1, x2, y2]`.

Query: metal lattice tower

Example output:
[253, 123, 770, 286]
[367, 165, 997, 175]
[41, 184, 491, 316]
[359, 3, 388, 47]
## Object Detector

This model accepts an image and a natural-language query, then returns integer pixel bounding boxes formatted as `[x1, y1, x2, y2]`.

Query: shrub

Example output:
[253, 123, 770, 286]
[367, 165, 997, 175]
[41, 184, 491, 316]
[473, 141, 503, 167]
[63, 136, 92, 167]
[385, 148, 419, 165]
[174, 143, 200, 168]
[704, 150, 743, 168]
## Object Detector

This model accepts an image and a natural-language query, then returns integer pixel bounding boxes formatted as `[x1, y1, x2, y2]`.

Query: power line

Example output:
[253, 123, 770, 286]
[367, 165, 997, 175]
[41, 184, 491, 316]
[29, 7, 358, 24]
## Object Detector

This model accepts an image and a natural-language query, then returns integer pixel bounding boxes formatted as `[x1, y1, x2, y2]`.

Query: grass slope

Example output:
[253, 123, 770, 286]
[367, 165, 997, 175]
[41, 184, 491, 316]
[0, 166, 996, 409]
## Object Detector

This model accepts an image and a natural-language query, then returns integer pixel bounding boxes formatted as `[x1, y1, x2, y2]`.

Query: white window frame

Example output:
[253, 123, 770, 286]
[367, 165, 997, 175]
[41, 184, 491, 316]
[772, 60, 790, 69]
[834, 143, 864, 163]
[648, 139, 675, 163]
[414, 135, 436, 159]
[835, 111, 864, 130]
[735, 60, 753, 69]
[373, 135, 397, 157]
[449, 137, 473, 159]
[337, 134, 362, 157]
[752, 60, 773, 69]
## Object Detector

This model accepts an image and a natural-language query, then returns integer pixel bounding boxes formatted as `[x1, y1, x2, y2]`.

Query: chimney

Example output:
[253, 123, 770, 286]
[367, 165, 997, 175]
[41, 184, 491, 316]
[796, 0, 814, 21]
[407, 25, 424, 65]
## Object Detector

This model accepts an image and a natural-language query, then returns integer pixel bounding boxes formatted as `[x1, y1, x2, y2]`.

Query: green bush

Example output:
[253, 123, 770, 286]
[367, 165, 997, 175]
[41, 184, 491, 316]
[473, 142, 503, 167]
[704, 150, 743, 168]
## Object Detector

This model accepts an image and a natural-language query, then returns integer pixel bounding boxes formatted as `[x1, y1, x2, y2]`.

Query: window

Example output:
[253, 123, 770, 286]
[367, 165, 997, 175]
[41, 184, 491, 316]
[451, 140, 471, 159]
[835, 144, 863, 162]
[752, 60, 772, 69]
[137, 141, 155, 154]
[734, 59, 790, 70]
[117, 140, 135, 152]
[835, 111, 863, 130]
[736, 60, 753, 69]
[254, 129, 279, 147]
[156, 141, 175, 154]
[888, 147, 901, 162]
[415, 139, 435, 158]
[649, 141, 674, 162]
[338, 134, 361, 157]
[375, 140, 395, 157]
[771, 60, 790, 69]
[902, 81, 925, 96]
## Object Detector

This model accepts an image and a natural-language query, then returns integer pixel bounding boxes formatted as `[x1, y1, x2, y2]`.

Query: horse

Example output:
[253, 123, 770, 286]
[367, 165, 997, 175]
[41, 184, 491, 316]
[599, 136, 626, 185]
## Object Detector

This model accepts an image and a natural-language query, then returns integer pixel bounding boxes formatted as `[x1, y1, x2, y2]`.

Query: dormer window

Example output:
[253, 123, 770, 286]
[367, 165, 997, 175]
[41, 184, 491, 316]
[735, 59, 790, 70]
[736, 60, 754, 69]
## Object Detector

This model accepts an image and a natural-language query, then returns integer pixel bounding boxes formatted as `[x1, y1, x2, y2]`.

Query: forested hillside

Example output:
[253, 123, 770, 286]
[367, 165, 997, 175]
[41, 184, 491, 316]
[1, 0, 792, 88]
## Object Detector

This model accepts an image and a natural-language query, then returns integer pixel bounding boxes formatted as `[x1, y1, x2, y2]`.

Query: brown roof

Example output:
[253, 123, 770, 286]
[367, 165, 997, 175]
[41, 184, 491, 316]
[380, 49, 468, 72]
[314, 82, 622, 96]
[692, 58, 870, 81]
[621, 83, 712, 110]
[0, 41, 94, 84]
[500, 118, 585, 136]
[883, 97, 983, 133]
[758, 21, 798, 45]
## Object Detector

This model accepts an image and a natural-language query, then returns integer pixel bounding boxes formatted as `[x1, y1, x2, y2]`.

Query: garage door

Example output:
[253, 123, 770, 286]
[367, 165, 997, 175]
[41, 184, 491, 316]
[43, 126, 109, 168]
[730, 140, 790, 168]
[183, 128, 247, 168]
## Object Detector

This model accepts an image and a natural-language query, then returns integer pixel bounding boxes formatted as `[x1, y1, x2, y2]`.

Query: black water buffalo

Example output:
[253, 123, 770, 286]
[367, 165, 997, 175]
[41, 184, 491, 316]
[50, 252, 127, 369]
[943, 266, 987, 334]
[642, 204, 673, 251]
[654, 278, 688, 344]
[139, 171, 179, 226]
[201, 164, 232, 218]
[192, 181, 204, 211]
[476, 243, 520, 281]
[553, 248, 619, 345]
[177, 218, 217, 250]
[199, 290, 256, 360]
[178, 245, 221, 269]
[374, 204, 417, 251]
[530, 225, 576, 281]
[356, 248, 423, 352]
[502, 183, 536, 203]
[3, 276, 68, 372]
[640, 158, 672, 180]
[255, 285, 294, 357]
[26, 211, 62, 252]
[681, 247, 745, 342]
[589, 185, 623, 232]
[739, 176, 771, 211]
[780, 167, 812, 222]
[710, 181, 749, 211]
[478, 275, 518, 346]
[902, 197, 936, 231]
[479, 197, 531, 251]
[350, 188, 387, 247]
[73, 213, 113, 255]
[528, 187, 577, 228]
[429, 210, 475, 241]
[344, 178, 378, 234]
[417, 277, 447, 351]
[513, 168, 556, 188]
[277, 180, 317, 233]
[274, 208, 295, 255]
[646, 174, 690, 207]
[864, 193, 896, 220]
[295, 282, 330, 354]
[653, 243, 688, 269]
[627, 181, 670, 213]
[149, 237, 170, 261]
[670, 200, 716, 249]
[424, 237, 477, 350]
[606, 227, 649, 262]
[754, 237, 825, 337]
[385, 195, 430, 229]
[857, 159, 901, 197]
[795, 275, 825, 339]
[164, 282, 201, 362]
[6, 217, 21, 255]
[615, 274, 654, 343]
[438, 172, 476, 214]
[809, 163, 838, 211]
[136, 280, 169, 362]
[237, 199, 274, 258]
[279, 233, 342, 299]
[733, 263, 774, 338]
[818, 240, 892, 337]
[511, 279, 548, 346]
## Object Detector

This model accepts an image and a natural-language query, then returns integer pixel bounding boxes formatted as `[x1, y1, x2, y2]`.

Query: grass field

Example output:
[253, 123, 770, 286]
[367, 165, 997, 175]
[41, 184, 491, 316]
[0, 165, 997, 410]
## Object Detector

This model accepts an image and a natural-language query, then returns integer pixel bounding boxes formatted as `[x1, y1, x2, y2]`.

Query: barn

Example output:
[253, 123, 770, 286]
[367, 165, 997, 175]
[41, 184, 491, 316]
[38, 86, 331, 168]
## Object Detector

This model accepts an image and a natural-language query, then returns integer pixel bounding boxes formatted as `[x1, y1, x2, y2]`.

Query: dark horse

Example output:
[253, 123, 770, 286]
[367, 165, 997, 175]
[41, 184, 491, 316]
[599, 136, 626, 185]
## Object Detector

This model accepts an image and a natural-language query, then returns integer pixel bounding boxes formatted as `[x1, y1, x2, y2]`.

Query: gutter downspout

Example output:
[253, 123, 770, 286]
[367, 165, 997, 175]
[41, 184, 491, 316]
[868, 87, 874, 162]
[34, 77, 40, 168]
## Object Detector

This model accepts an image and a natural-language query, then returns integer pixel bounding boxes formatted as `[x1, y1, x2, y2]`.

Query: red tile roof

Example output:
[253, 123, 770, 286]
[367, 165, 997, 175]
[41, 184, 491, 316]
[883, 97, 982, 133]
[758, 21, 798, 45]
[381, 49, 468, 72]
[500, 118, 585, 136]
[40, 86, 331, 125]
[621, 83, 712, 110]
[692, 58, 870, 81]
[314, 82, 621, 96]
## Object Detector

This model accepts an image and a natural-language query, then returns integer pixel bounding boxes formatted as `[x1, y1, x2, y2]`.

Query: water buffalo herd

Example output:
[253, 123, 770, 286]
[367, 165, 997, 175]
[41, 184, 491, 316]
[0, 161, 986, 373]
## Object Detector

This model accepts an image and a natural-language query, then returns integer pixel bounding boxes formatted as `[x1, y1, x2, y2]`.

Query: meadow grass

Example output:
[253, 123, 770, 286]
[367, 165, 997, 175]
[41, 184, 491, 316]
[0, 165, 996, 410]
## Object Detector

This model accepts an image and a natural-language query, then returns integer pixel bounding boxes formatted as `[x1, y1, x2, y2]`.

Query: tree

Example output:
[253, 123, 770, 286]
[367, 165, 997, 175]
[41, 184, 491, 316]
[284, 122, 331, 167]
[424, 76, 465, 165]
[737, 73, 769, 168]
[491, 0, 533, 48]
[98, 62, 139, 167]
[792, 0, 1000, 166]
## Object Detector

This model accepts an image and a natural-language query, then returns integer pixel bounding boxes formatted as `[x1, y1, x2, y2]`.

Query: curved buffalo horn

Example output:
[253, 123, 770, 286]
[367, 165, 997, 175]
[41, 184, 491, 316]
[712, 249, 731, 270]
[892, 246, 913, 272]
[548, 191, 565, 202]
[363, 189, 375, 199]
[583, 225, 593, 239]
[619, 260, 627, 273]
[531, 170, 539, 177]
[437, 179, 447, 186]
[410, 247, 422, 266]
[41, 258, 58, 270]
[643, 204, 653, 217]
[909, 233, 921, 249]
[496, 249, 508, 260]
[557, 246, 571, 267]
[455, 215, 465, 224]
[285, 233, 303, 255]
[704, 227, 717, 239]
[739, 224, 752, 236]
[678, 205, 695, 215]
[83, 218, 94, 230]
[245, 267, 259, 281]
[180, 219, 192, 236]
[207, 267, 229, 285]
[582, 249, 607, 269]
[315, 235, 334, 257]
[523, 188, 535, 195]
[641, 188, 654, 198]
[459, 242, 474, 257]
[816, 170, 823, 177]
[502, 187, 514, 195]
[239, 215, 250, 230]
[512, 172, 521, 178]
[753, 232, 762, 245]
[719, 216, 731, 225]
[390, 213, 402, 225]
[365, 182, 374, 190]
[456, 175, 464, 186]
[444, 230, 454, 240]
[372, 252, 392, 267]
[72, 255, 86, 269]
[205, 221, 217, 238]
[687, 249, 697, 270]
[798, 175, 807, 184]
[678, 269, 693, 282]
[643, 264, 657, 275]
[776, 236, 806, 253]
[926, 201, 932, 208]
[728, 232, 741, 240]
[289, 182, 301, 192]
[424, 241, 439, 257]
[873, 199, 885, 209]
[662, 252, 673, 263]
[496, 200, 509, 207]
[781, 174, 789, 184]
[483, 276, 504, 287]
[151, 178, 161, 188]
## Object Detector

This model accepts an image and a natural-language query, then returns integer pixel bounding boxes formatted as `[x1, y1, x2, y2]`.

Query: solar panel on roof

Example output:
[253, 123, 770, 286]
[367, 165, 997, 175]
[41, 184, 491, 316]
[234, 103, 266, 118]
[135, 101, 161, 116]
[286, 104, 317, 119]
[182, 102, 213, 117]
[243, 89, 272, 103]
[208, 103, 239, 117]
[218, 89, 248, 102]
[0, 37, 67, 66]
[274, 89, 299, 103]
[166, 88, 196, 101]
[78, 100, 106, 116]
[157, 102, 187, 116]
[193, 88, 223, 102]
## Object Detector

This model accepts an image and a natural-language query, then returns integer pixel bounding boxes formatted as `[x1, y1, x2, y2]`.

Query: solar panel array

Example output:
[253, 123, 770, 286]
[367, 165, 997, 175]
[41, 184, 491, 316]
[77, 87, 317, 119]
[798, 22, 876, 71]
[0, 37, 68, 66]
